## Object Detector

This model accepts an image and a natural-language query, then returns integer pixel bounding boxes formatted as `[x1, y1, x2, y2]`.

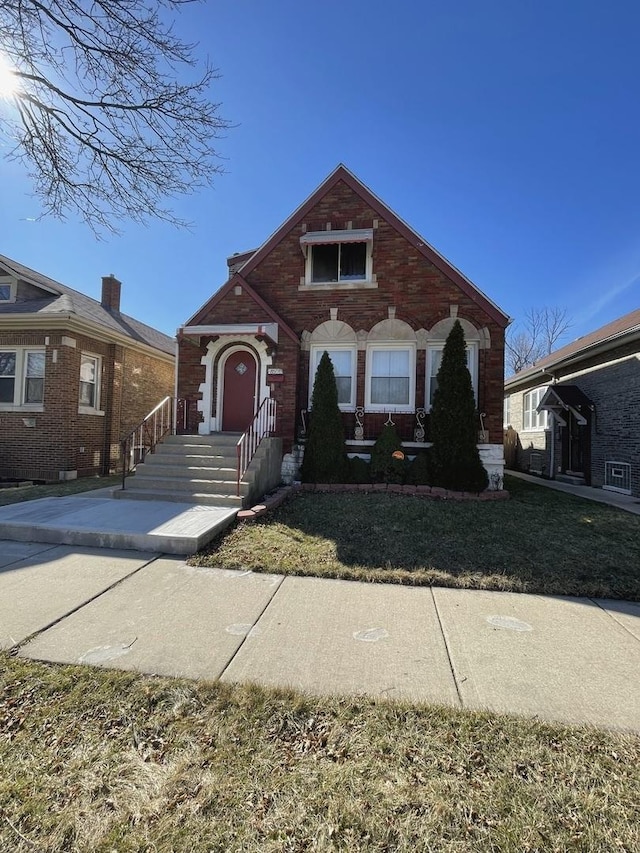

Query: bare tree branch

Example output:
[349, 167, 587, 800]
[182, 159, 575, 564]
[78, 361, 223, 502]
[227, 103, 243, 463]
[0, 0, 230, 234]
[506, 307, 572, 375]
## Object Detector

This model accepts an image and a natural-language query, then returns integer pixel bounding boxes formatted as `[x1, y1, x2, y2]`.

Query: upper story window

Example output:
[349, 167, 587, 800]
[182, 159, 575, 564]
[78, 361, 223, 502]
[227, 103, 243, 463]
[309, 346, 356, 410]
[426, 343, 478, 410]
[0, 348, 45, 407]
[523, 387, 548, 430]
[300, 229, 374, 288]
[0, 276, 16, 303]
[79, 353, 102, 412]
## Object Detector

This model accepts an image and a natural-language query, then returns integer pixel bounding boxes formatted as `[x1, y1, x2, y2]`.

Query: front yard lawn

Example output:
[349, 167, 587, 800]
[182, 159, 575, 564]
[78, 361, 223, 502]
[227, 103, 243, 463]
[0, 475, 121, 507]
[1, 656, 639, 853]
[190, 475, 640, 599]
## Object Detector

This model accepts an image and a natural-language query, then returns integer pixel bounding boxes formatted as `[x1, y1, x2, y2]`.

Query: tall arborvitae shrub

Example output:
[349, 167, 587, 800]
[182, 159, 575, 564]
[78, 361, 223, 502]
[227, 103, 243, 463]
[370, 422, 406, 483]
[301, 351, 348, 483]
[430, 320, 488, 492]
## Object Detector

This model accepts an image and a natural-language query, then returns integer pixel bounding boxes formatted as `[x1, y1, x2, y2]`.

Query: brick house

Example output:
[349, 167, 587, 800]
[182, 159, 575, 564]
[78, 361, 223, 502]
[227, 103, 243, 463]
[504, 307, 640, 497]
[0, 254, 175, 482]
[177, 165, 509, 487]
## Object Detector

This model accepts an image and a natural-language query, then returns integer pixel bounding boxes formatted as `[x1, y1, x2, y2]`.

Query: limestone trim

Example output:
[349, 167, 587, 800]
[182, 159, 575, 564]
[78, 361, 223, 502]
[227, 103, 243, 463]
[198, 335, 272, 434]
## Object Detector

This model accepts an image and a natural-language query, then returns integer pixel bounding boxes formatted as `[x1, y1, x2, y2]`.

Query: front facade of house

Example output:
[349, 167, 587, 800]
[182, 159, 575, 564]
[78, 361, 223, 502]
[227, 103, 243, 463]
[504, 308, 640, 497]
[0, 255, 175, 481]
[177, 166, 509, 485]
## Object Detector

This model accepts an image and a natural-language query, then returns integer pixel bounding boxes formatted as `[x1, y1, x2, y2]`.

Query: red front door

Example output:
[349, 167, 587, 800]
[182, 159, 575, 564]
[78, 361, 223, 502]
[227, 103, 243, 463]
[221, 350, 256, 431]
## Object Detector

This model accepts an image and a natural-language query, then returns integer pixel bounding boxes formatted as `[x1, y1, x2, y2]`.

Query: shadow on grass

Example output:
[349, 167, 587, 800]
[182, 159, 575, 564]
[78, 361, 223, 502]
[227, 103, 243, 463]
[192, 476, 640, 599]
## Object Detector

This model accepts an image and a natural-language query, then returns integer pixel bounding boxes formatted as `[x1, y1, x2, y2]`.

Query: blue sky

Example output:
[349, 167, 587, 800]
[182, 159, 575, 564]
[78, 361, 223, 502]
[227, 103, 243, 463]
[1, 0, 639, 345]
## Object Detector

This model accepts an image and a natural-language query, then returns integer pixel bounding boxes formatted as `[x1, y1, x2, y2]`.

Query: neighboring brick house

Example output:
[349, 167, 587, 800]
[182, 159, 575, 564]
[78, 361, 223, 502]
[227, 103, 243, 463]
[504, 307, 640, 497]
[0, 254, 175, 481]
[177, 165, 510, 486]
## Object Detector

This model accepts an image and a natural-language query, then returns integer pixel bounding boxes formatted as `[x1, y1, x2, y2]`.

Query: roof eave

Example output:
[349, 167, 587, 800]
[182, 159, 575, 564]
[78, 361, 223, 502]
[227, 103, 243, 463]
[505, 325, 640, 392]
[0, 313, 175, 362]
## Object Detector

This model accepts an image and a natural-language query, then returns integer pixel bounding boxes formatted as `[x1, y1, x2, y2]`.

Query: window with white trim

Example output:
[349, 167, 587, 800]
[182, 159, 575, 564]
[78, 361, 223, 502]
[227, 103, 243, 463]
[504, 395, 511, 427]
[427, 343, 477, 410]
[309, 347, 356, 410]
[0, 348, 45, 406]
[365, 345, 415, 411]
[79, 353, 101, 410]
[301, 230, 373, 285]
[0, 276, 16, 302]
[523, 387, 548, 430]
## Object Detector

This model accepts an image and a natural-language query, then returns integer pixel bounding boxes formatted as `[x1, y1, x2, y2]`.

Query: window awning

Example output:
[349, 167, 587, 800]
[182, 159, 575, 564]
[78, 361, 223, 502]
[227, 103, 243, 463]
[538, 384, 594, 426]
[300, 229, 373, 247]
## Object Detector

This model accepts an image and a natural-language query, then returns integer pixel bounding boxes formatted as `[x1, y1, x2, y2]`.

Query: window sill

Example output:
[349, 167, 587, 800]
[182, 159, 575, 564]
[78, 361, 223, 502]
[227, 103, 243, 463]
[364, 406, 415, 415]
[0, 404, 44, 413]
[299, 279, 378, 292]
[78, 406, 105, 416]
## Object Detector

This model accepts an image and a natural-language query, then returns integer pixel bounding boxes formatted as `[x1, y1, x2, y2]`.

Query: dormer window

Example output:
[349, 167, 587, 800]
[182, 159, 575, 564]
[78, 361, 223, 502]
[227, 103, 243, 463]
[300, 229, 374, 288]
[0, 276, 16, 303]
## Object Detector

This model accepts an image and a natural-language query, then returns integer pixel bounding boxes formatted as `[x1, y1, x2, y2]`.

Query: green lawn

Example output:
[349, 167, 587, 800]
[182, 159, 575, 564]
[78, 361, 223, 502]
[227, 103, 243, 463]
[0, 475, 121, 507]
[1, 656, 638, 853]
[190, 475, 640, 599]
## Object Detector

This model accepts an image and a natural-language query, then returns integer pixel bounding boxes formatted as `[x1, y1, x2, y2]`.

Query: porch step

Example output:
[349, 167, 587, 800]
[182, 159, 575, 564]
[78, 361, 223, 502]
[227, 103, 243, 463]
[138, 461, 246, 482]
[120, 432, 275, 508]
[121, 475, 249, 497]
[114, 489, 243, 508]
[556, 473, 586, 486]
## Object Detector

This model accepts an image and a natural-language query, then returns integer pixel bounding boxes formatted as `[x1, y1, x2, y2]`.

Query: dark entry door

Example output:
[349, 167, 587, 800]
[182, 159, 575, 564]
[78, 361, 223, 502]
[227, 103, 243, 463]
[562, 411, 586, 475]
[221, 350, 256, 432]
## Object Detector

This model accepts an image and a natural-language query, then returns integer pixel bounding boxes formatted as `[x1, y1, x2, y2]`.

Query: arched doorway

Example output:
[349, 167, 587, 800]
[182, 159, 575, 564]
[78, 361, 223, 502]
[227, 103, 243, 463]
[220, 348, 257, 432]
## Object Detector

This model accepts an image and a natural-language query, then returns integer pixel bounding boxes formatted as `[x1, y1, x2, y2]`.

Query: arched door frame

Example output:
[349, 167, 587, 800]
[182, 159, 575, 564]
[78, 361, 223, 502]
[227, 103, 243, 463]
[217, 344, 259, 432]
[198, 335, 272, 434]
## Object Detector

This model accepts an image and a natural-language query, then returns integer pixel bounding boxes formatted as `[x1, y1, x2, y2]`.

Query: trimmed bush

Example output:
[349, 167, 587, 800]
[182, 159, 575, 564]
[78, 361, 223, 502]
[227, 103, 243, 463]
[300, 351, 348, 483]
[406, 450, 431, 485]
[429, 320, 488, 492]
[370, 422, 406, 484]
[347, 456, 372, 484]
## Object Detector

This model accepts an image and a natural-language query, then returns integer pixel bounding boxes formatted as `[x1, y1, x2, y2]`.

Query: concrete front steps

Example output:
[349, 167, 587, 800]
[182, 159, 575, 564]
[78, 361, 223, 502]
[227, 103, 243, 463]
[115, 434, 250, 508]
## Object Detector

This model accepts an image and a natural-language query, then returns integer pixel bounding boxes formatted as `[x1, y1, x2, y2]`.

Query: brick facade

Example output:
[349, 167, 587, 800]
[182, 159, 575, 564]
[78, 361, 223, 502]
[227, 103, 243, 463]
[178, 167, 508, 461]
[505, 335, 640, 497]
[0, 329, 174, 482]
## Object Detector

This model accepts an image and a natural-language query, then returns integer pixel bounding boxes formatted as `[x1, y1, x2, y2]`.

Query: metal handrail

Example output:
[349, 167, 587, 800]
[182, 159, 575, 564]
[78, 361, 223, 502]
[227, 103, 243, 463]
[120, 396, 185, 489]
[236, 397, 277, 495]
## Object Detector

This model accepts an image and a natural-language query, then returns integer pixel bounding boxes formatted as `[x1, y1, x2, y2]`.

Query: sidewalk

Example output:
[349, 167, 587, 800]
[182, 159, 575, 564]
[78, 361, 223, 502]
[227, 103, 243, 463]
[507, 470, 640, 514]
[2, 540, 639, 733]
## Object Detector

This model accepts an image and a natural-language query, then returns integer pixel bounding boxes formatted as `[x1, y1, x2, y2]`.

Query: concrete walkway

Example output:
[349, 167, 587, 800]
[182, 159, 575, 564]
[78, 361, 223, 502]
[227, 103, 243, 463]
[507, 470, 640, 514]
[0, 491, 237, 554]
[2, 540, 639, 733]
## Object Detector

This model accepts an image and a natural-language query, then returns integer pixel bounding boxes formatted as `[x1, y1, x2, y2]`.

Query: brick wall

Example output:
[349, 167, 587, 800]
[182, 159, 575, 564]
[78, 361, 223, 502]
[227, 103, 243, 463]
[178, 179, 506, 451]
[505, 344, 640, 496]
[0, 328, 175, 481]
[504, 386, 551, 475]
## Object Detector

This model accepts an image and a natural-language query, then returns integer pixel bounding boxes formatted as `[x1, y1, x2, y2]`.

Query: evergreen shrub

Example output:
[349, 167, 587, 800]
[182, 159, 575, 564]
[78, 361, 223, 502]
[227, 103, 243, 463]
[370, 422, 406, 484]
[429, 320, 488, 492]
[300, 351, 348, 483]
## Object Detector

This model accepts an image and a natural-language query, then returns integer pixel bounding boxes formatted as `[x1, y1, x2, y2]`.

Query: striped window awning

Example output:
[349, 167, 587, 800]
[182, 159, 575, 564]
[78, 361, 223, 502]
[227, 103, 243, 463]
[300, 229, 373, 247]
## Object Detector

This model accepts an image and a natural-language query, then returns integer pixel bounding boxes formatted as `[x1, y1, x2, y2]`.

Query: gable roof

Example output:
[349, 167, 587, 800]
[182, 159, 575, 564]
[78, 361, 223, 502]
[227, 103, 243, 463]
[505, 307, 640, 391]
[0, 254, 175, 356]
[188, 164, 509, 328]
[183, 273, 299, 343]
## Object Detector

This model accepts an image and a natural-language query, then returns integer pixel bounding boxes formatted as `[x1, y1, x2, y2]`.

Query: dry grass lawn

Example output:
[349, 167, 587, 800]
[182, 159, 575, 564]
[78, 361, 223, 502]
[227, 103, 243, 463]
[1, 655, 639, 852]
